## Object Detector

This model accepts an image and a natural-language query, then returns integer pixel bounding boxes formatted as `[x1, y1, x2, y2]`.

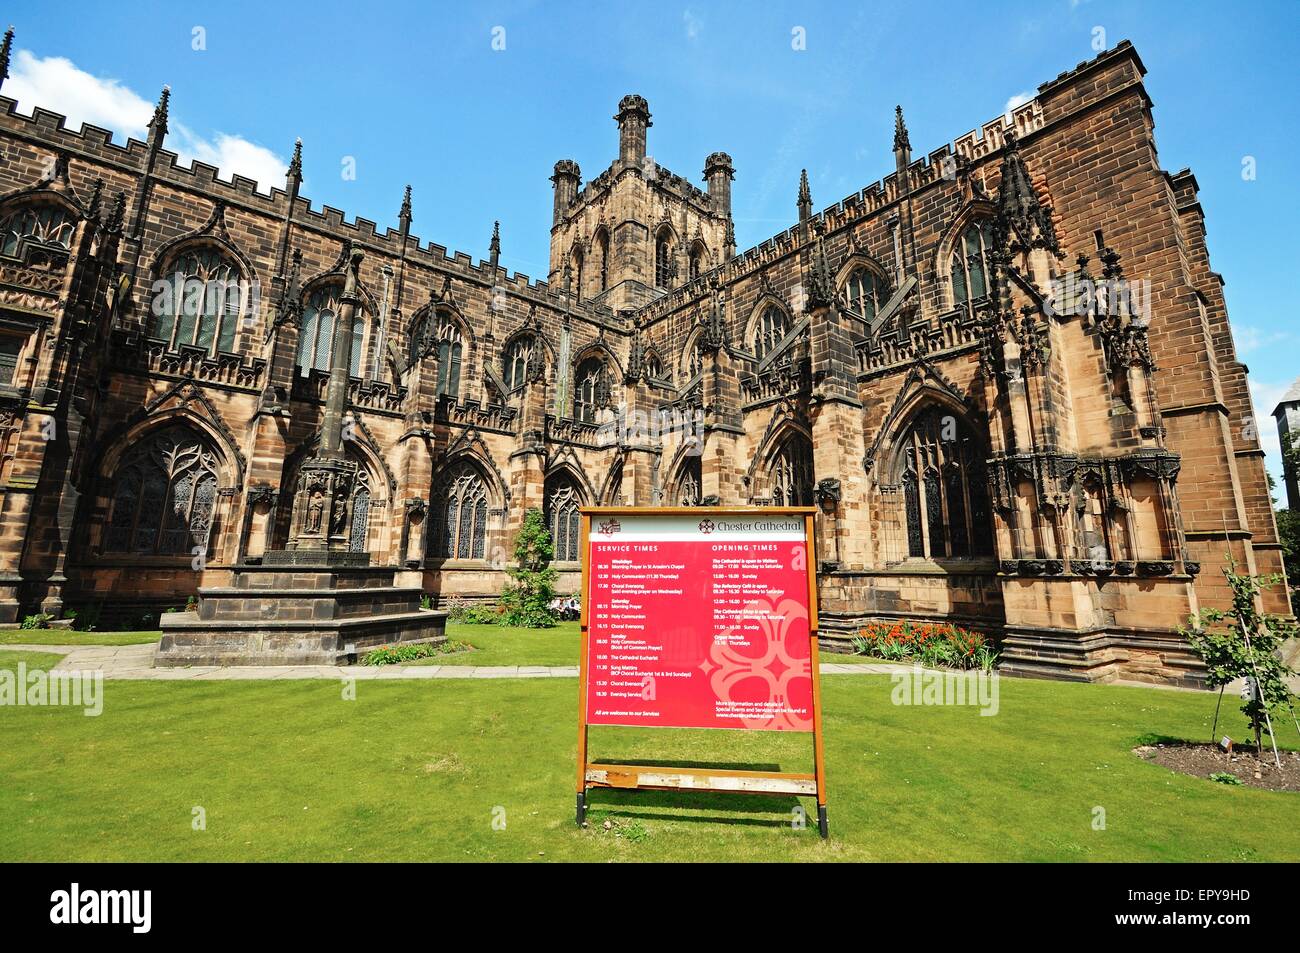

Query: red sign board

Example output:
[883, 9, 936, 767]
[585, 512, 814, 731]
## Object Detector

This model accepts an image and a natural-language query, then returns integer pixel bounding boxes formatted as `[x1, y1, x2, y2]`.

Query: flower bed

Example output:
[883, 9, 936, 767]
[851, 621, 997, 671]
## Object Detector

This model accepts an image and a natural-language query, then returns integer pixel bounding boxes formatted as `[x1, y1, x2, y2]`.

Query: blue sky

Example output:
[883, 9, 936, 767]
[6, 0, 1298, 490]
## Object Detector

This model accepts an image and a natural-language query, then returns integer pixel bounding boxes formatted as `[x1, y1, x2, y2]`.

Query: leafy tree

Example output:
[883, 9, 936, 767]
[499, 507, 558, 628]
[1181, 557, 1298, 760]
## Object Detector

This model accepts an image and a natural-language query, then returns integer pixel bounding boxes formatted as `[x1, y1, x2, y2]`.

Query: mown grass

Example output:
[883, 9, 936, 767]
[1, 647, 1296, 862]
[409, 622, 582, 666]
[0, 630, 160, 646]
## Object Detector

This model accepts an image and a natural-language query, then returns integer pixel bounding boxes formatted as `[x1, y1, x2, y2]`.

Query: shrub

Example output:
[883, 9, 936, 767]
[19, 612, 53, 630]
[444, 594, 507, 624]
[498, 508, 558, 628]
[361, 639, 474, 666]
[851, 620, 997, 671]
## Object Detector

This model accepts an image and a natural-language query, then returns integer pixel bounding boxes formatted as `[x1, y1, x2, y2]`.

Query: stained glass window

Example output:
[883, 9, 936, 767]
[150, 247, 243, 354]
[951, 221, 993, 308]
[431, 461, 489, 559]
[0, 204, 75, 259]
[104, 428, 219, 556]
[546, 478, 582, 561]
[503, 337, 532, 390]
[897, 406, 992, 559]
[845, 267, 884, 323]
[755, 306, 789, 359]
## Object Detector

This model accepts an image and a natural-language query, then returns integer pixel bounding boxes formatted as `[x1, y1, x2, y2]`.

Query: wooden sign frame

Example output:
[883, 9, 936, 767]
[575, 506, 828, 838]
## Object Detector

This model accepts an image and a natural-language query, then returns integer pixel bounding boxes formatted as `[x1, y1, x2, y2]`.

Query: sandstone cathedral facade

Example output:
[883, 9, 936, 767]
[0, 33, 1286, 682]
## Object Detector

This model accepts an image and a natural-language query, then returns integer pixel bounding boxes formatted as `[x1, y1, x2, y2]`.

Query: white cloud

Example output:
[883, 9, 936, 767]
[1233, 323, 1291, 357]
[683, 9, 702, 41]
[1003, 91, 1034, 125]
[7, 49, 289, 194]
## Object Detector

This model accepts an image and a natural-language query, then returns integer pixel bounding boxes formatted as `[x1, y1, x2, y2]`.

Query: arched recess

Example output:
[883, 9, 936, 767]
[679, 328, 706, 383]
[598, 456, 624, 506]
[428, 453, 503, 561]
[592, 227, 611, 294]
[570, 341, 624, 422]
[88, 415, 239, 561]
[273, 438, 391, 555]
[653, 222, 678, 289]
[744, 293, 793, 360]
[669, 452, 702, 506]
[748, 416, 814, 506]
[887, 402, 993, 561]
[688, 239, 709, 282]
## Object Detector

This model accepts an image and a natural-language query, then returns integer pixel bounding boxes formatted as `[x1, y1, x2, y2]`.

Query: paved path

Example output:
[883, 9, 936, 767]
[0, 643, 906, 681]
[10, 643, 1290, 694]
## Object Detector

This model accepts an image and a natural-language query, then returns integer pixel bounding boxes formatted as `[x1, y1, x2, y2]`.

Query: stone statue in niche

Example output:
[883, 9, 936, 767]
[330, 491, 348, 536]
[306, 490, 325, 533]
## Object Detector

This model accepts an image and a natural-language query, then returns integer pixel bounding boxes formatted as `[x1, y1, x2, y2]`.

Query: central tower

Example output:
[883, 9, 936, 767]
[549, 95, 734, 314]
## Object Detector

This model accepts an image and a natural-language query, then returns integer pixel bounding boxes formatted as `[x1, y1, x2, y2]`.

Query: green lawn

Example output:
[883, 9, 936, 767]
[0, 649, 70, 671]
[414, 621, 582, 666]
[0, 629, 160, 646]
[1, 646, 1296, 861]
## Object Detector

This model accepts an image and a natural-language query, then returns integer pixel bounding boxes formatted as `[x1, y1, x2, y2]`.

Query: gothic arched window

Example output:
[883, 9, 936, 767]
[675, 456, 702, 506]
[503, 336, 533, 390]
[574, 356, 607, 423]
[545, 475, 582, 562]
[0, 204, 75, 264]
[296, 285, 361, 375]
[431, 461, 489, 560]
[754, 305, 790, 360]
[348, 471, 372, 554]
[434, 315, 464, 400]
[654, 230, 674, 289]
[769, 433, 814, 506]
[150, 247, 244, 355]
[104, 427, 219, 556]
[897, 406, 993, 559]
[844, 266, 885, 323]
[951, 221, 993, 308]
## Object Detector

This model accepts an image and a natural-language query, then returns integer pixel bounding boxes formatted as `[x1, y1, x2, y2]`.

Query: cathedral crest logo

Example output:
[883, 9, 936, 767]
[697, 519, 715, 534]
[597, 518, 621, 536]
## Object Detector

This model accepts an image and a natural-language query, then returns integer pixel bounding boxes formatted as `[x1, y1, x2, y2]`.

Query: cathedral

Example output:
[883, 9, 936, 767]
[0, 32, 1286, 682]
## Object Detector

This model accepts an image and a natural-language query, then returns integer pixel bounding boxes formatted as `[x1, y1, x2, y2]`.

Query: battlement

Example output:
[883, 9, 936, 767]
[0, 94, 617, 325]
[632, 41, 1150, 330]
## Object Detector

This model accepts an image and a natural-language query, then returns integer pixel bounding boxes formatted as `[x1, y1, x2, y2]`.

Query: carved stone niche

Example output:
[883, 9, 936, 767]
[287, 456, 358, 553]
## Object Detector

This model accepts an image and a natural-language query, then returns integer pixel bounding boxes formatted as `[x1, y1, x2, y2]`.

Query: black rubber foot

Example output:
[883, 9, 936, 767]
[576, 792, 587, 827]
[817, 805, 828, 839]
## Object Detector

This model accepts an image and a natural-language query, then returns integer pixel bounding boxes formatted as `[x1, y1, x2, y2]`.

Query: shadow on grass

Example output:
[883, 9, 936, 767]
[585, 759, 812, 828]
[585, 787, 806, 829]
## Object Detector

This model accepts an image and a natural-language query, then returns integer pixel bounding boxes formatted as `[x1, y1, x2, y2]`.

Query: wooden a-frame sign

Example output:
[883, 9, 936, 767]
[576, 506, 829, 837]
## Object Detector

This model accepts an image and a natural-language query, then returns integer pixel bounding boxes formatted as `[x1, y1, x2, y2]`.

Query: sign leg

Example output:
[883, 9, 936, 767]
[576, 791, 587, 828]
[817, 805, 828, 839]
